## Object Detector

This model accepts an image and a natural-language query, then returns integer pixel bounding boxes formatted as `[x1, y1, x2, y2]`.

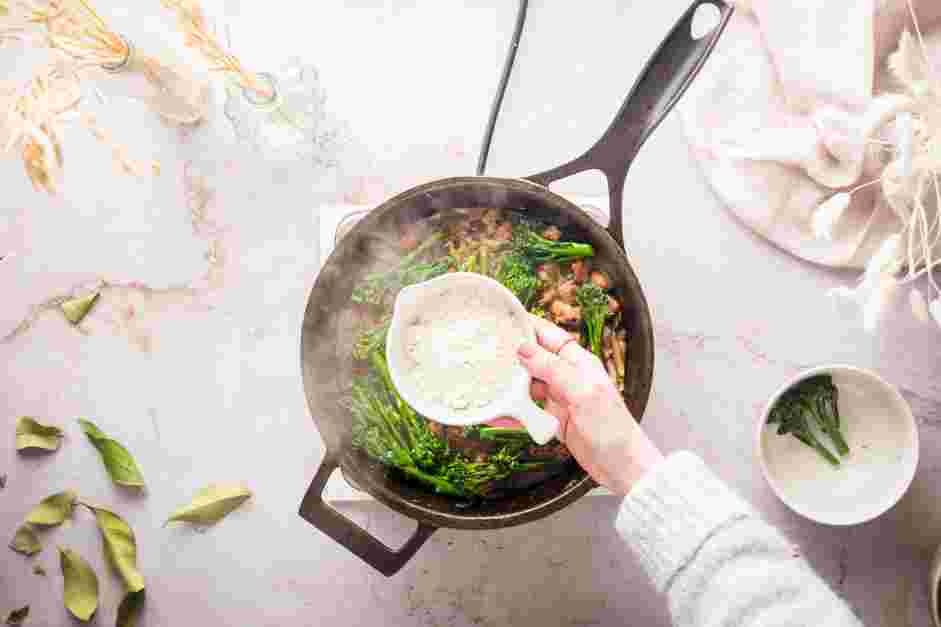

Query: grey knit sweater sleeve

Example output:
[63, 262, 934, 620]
[615, 452, 862, 627]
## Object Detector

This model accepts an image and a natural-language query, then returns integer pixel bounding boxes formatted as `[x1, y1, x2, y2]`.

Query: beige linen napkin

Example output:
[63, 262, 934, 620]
[678, 0, 941, 327]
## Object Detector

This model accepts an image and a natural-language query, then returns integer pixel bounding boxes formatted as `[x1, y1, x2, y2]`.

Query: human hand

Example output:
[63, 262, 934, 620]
[515, 315, 663, 495]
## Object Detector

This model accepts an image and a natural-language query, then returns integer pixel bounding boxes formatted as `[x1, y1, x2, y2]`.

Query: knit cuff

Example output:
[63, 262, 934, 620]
[615, 451, 753, 591]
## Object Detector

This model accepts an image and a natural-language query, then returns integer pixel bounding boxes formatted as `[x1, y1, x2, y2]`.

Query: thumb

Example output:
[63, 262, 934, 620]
[517, 341, 576, 403]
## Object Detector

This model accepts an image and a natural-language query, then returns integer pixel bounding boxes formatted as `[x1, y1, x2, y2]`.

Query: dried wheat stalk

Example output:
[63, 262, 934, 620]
[30, 0, 128, 67]
[2, 61, 158, 193]
[159, 0, 272, 99]
[3, 0, 208, 123]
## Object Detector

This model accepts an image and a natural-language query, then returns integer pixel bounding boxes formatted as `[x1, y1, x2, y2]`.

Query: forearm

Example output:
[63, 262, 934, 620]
[616, 452, 862, 627]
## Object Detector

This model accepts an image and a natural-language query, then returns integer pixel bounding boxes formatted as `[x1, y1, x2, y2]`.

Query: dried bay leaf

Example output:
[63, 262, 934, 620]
[58, 547, 98, 621]
[5, 606, 29, 625]
[0, 474, 6, 489]
[60, 292, 99, 325]
[77, 420, 145, 488]
[85, 505, 144, 592]
[9, 524, 41, 556]
[15, 417, 64, 452]
[116, 590, 145, 627]
[166, 483, 251, 526]
[25, 491, 76, 526]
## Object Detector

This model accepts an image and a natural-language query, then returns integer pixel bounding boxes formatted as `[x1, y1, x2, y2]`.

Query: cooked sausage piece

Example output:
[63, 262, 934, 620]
[482, 209, 502, 234]
[539, 287, 557, 306]
[542, 225, 562, 241]
[536, 263, 560, 283]
[494, 222, 513, 241]
[427, 420, 445, 438]
[607, 295, 621, 314]
[590, 271, 610, 290]
[526, 441, 572, 461]
[556, 279, 578, 304]
[571, 259, 590, 283]
[550, 301, 581, 324]
[399, 225, 420, 251]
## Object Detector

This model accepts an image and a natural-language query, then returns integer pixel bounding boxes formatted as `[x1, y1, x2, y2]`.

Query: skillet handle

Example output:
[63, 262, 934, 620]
[298, 453, 437, 576]
[525, 0, 733, 249]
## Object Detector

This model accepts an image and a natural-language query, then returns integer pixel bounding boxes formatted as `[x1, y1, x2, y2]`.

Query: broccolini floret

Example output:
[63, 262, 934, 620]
[512, 223, 594, 264]
[350, 353, 460, 495]
[351, 233, 448, 306]
[767, 375, 849, 466]
[576, 283, 608, 360]
[350, 347, 544, 497]
[495, 253, 541, 307]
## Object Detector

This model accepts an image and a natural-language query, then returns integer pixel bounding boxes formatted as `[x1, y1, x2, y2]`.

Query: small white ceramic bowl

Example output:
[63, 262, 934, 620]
[756, 365, 918, 526]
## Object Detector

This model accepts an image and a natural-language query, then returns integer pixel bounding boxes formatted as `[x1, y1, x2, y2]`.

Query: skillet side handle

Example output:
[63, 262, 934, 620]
[526, 0, 733, 249]
[298, 454, 437, 577]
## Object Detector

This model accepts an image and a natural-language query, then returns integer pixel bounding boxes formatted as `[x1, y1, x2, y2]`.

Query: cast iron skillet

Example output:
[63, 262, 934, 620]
[299, 0, 733, 576]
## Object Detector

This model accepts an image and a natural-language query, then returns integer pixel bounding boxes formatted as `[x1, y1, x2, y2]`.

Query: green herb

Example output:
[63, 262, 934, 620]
[767, 375, 849, 466]
[461, 425, 483, 438]
[440, 447, 542, 496]
[116, 590, 145, 627]
[494, 253, 541, 307]
[77, 420, 145, 488]
[459, 253, 477, 273]
[478, 246, 490, 276]
[165, 483, 251, 526]
[15, 417, 64, 452]
[5, 606, 28, 625]
[32, 564, 46, 576]
[25, 491, 76, 526]
[353, 318, 390, 362]
[349, 350, 544, 497]
[58, 546, 98, 621]
[84, 505, 144, 592]
[9, 525, 41, 556]
[350, 351, 459, 496]
[351, 233, 448, 306]
[477, 427, 537, 450]
[576, 283, 609, 360]
[512, 223, 593, 264]
[60, 292, 99, 325]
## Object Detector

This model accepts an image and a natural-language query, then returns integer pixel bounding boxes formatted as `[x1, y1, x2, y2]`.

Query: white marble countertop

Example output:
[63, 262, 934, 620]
[3, 1, 941, 626]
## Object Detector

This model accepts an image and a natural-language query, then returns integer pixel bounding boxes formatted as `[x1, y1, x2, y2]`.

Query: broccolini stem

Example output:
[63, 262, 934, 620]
[516, 462, 548, 472]
[826, 425, 850, 457]
[396, 231, 444, 270]
[793, 432, 840, 467]
[811, 439, 841, 467]
[360, 232, 444, 282]
[814, 392, 850, 456]
[461, 254, 478, 273]
[398, 466, 465, 496]
[478, 427, 534, 443]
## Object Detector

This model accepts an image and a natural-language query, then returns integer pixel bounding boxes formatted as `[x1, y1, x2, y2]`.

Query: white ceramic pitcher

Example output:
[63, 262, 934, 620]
[386, 272, 559, 445]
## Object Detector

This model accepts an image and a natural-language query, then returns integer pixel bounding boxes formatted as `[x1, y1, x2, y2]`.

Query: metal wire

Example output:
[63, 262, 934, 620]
[475, 0, 529, 176]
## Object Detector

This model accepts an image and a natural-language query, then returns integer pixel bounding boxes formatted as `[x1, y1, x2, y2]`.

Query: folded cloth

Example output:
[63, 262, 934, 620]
[678, 0, 941, 271]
